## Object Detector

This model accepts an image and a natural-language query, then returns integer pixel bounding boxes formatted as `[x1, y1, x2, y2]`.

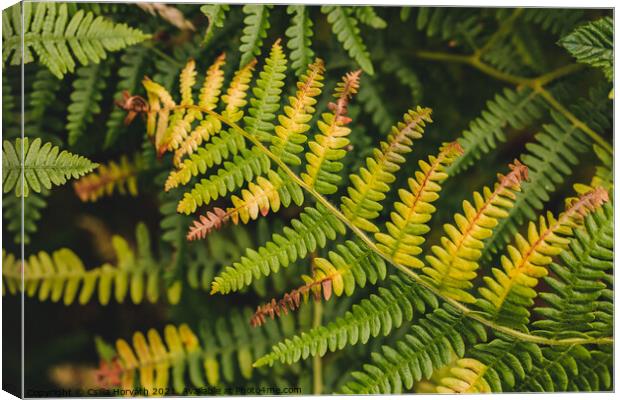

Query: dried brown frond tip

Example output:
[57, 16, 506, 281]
[498, 159, 529, 189]
[186, 208, 230, 241]
[565, 187, 609, 217]
[114, 91, 149, 126]
[441, 141, 465, 158]
[250, 278, 332, 327]
[328, 70, 362, 123]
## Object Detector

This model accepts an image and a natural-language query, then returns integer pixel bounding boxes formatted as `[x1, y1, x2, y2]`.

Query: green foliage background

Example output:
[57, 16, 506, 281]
[1, 2, 613, 395]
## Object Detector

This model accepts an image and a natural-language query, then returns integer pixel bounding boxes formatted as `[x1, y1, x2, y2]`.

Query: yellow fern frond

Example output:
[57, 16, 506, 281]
[199, 53, 226, 109]
[179, 58, 197, 106]
[143, 78, 176, 150]
[341, 107, 434, 233]
[114, 324, 204, 393]
[172, 54, 228, 164]
[477, 187, 609, 327]
[222, 58, 257, 122]
[73, 155, 140, 202]
[422, 160, 529, 303]
[301, 70, 361, 194]
[434, 359, 492, 393]
[270, 58, 325, 166]
[228, 172, 283, 224]
[375, 141, 463, 268]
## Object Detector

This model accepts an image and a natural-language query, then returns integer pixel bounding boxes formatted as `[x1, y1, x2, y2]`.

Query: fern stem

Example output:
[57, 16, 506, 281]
[312, 300, 323, 395]
[474, 8, 524, 58]
[413, 51, 612, 155]
[177, 104, 613, 347]
[536, 87, 613, 154]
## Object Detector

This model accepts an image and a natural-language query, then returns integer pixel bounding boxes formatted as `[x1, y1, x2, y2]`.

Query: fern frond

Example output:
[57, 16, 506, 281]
[252, 240, 386, 326]
[481, 85, 610, 256]
[3, 190, 48, 244]
[73, 155, 140, 202]
[165, 131, 246, 191]
[29, 68, 62, 121]
[357, 77, 395, 133]
[447, 87, 545, 175]
[476, 188, 609, 329]
[513, 344, 605, 392]
[254, 275, 438, 367]
[269, 58, 325, 166]
[244, 40, 288, 143]
[321, 6, 374, 75]
[176, 147, 271, 214]
[285, 6, 315, 77]
[424, 338, 542, 393]
[341, 107, 434, 233]
[66, 62, 109, 146]
[108, 308, 307, 391]
[3, 137, 97, 197]
[341, 305, 486, 394]
[375, 142, 463, 268]
[521, 8, 584, 36]
[534, 202, 613, 339]
[353, 7, 387, 29]
[3, 2, 149, 78]
[222, 58, 257, 122]
[2, 223, 176, 305]
[422, 161, 529, 303]
[200, 4, 229, 45]
[239, 5, 273, 68]
[173, 54, 227, 164]
[301, 70, 361, 194]
[559, 16, 613, 81]
[210, 204, 345, 294]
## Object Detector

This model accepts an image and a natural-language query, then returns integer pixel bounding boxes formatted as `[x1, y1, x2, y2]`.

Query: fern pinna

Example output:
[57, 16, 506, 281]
[90, 34, 612, 394]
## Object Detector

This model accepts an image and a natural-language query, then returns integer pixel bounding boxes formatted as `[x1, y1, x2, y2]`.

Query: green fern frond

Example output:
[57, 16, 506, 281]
[534, 202, 613, 339]
[285, 6, 315, 77]
[210, 204, 345, 295]
[353, 7, 387, 29]
[341, 108, 434, 233]
[239, 5, 273, 68]
[2, 2, 149, 79]
[422, 161, 529, 302]
[357, 77, 395, 133]
[2, 190, 48, 244]
[254, 275, 438, 367]
[423, 338, 542, 393]
[575, 144, 613, 195]
[29, 68, 62, 121]
[177, 147, 271, 214]
[301, 70, 361, 194]
[381, 56, 424, 106]
[201, 4, 230, 45]
[375, 142, 463, 268]
[447, 87, 545, 175]
[2, 223, 177, 305]
[244, 40, 287, 143]
[340, 305, 487, 394]
[66, 62, 109, 146]
[2, 137, 97, 197]
[559, 16, 613, 81]
[269, 58, 324, 166]
[481, 86, 611, 257]
[521, 8, 584, 36]
[321, 6, 374, 75]
[476, 188, 609, 330]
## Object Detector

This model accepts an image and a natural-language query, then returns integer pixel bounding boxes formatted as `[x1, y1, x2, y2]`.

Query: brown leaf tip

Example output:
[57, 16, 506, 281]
[186, 208, 229, 241]
[499, 159, 529, 189]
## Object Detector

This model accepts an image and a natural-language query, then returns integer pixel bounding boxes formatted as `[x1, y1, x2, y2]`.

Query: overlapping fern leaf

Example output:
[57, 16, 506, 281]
[2, 223, 178, 305]
[98, 308, 309, 391]
[559, 16, 613, 81]
[73, 154, 141, 202]
[3, 137, 97, 197]
[2, 2, 149, 78]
